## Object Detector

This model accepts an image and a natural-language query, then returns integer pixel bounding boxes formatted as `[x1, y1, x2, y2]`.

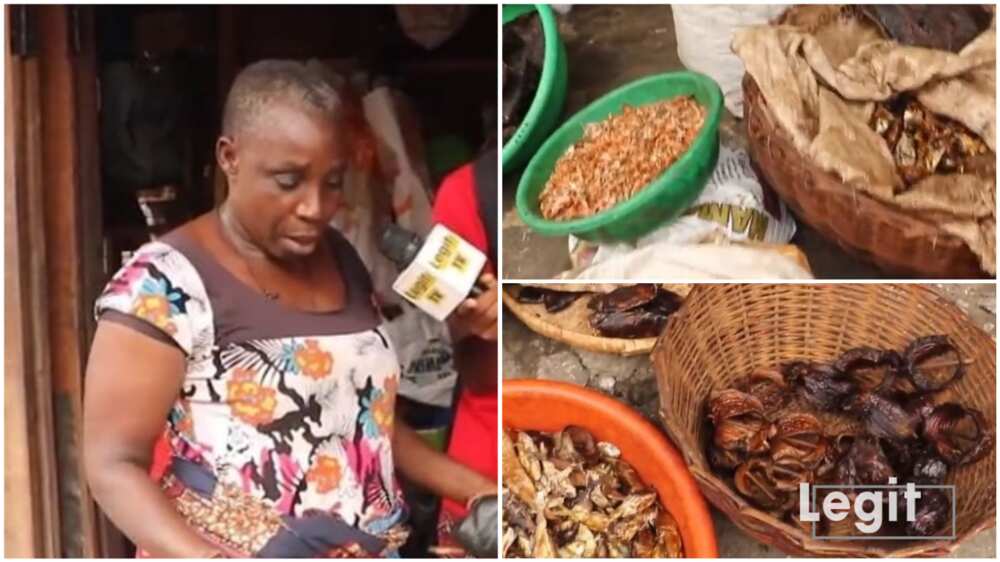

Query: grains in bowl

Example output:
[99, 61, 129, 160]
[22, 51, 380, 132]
[538, 96, 706, 221]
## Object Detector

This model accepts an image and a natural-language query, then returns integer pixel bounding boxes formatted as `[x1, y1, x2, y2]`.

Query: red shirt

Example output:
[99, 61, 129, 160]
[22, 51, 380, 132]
[431, 162, 498, 539]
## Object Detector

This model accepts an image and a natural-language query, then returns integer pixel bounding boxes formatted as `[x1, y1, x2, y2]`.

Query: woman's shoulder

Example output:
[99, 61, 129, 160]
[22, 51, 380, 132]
[95, 229, 213, 356]
[110, 234, 203, 291]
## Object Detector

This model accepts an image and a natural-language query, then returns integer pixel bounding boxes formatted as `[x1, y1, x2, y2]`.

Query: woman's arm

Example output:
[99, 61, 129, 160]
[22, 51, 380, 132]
[392, 421, 495, 506]
[83, 321, 223, 558]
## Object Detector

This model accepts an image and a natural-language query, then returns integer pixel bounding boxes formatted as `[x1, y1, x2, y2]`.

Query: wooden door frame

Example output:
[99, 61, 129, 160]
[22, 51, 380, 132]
[5, 4, 63, 557]
[5, 5, 110, 557]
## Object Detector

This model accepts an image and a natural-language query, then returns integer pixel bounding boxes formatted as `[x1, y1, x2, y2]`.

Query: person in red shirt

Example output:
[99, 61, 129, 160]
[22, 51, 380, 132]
[431, 147, 498, 555]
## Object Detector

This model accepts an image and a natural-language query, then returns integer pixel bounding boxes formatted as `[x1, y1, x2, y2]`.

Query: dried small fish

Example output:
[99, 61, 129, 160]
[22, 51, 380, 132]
[504, 431, 538, 504]
[869, 96, 991, 189]
[502, 427, 684, 557]
[539, 98, 706, 221]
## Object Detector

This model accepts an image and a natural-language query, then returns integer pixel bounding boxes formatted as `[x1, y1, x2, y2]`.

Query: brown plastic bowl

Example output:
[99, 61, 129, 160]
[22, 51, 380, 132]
[502, 379, 719, 557]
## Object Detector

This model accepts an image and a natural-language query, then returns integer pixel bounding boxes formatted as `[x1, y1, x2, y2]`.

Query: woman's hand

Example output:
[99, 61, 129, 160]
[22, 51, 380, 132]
[84, 321, 222, 558]
[447, 272, 498, 342]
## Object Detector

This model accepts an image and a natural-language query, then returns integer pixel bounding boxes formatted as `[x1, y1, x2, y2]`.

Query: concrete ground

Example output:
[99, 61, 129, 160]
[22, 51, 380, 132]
[502, 283, 996, 557]
[502, 5, 894, 279]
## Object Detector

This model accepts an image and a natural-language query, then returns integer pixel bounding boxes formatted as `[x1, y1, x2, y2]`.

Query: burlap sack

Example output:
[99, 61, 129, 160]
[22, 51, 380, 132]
[733, 6, 996, 274]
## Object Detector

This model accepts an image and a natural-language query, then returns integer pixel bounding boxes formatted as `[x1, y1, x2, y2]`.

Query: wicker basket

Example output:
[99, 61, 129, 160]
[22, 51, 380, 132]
[743, 75, 987, 278]
[653, 284, 996, 556]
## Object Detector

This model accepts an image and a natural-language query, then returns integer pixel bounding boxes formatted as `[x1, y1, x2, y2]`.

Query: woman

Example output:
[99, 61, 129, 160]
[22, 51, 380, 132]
[83, 60, 495, 558]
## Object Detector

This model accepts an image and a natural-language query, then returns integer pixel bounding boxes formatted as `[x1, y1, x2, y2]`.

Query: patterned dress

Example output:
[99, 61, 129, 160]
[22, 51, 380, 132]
[95, 229, 408, 557]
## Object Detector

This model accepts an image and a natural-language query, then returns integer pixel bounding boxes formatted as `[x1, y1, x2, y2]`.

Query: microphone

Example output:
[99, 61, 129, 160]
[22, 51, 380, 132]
[378, 223, 488, 321]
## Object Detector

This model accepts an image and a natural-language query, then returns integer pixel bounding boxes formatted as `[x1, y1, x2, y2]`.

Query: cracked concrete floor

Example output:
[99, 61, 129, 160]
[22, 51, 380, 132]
[502, 283, 996, 557]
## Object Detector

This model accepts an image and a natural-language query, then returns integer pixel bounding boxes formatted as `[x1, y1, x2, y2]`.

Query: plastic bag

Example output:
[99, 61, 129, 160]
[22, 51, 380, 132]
[672, 5, 787, 117]
[570, 144, 797, 268]
[330, 82, 458, 408]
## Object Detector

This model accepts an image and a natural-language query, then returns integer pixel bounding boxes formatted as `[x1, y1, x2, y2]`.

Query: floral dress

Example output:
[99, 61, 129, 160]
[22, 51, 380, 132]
[95, 229, 408, 557]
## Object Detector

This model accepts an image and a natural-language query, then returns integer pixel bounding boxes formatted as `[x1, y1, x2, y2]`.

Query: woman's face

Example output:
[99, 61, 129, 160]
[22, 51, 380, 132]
[217, 100, 347, 260]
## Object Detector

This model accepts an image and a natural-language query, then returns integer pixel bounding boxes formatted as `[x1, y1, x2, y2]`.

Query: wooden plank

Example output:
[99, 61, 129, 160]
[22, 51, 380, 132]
[36, 5, 100, 557]
[4, 5, 62, 556]
[214, 5, 237, 206]
[4, 15, 41, 557]
[70, 7, 128, 557]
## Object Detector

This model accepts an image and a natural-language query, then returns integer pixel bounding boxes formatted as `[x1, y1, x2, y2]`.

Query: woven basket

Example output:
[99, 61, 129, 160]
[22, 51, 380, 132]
[743, 75, 987, 278]
[503, 284, 691, 356]
[653, 284, 996, 557]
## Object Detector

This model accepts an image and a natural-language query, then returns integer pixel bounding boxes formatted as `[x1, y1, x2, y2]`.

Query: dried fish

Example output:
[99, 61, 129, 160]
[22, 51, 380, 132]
[543, 291, 583, 313]
[708, 388, 765, 423]
[502, 14, 544, 143]
[515, 286, 547, 304]
[502, 426, 684, 557]
[707, 333, 991, 537]
[588, 284, 659, 313]
[514, 286, 584, 313]
[585, 285, 683, 339]
[590, 309, 668, 339]
[906, 489, 952, 537]
[740, 369, 789, 418]
[869, 96, 991, 189]
[834, 347, 902, 393]
[734, 458, 793, 511]
[834, 436, 896, 486]
[771, 413, 827, 470]
[903, 335, 965, 393]
[910, 454, 949, 485]
[504, 431, 538, 504]
[783, 362, 857, 411]
[922, 403, 993, 466]
[843, 392, 919, 441]
[856, 5, 991, 52]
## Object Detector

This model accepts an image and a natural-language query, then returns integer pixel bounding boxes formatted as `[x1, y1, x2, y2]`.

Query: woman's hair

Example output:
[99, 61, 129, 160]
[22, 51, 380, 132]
[221, 59, 344, 137]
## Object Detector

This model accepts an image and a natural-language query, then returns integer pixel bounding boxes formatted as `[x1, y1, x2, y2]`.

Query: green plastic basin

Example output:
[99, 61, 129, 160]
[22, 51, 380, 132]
[501, 4, 568, 173]
[516, 71, 723, 243]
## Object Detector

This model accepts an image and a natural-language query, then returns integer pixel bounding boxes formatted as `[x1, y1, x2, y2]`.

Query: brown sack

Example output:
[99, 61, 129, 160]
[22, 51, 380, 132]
[733, 7, 996, 273]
